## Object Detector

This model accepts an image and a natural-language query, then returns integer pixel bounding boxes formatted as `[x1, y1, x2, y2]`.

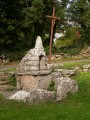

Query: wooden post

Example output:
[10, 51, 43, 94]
[46, 6, 60, 63]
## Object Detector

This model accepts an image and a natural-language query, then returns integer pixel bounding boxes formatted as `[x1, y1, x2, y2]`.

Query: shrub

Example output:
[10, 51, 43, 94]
[8, 74, 16, 87]
[6, 51, 26, 61]
[59, 47, 81, 56]
[48, 80, 55, 91]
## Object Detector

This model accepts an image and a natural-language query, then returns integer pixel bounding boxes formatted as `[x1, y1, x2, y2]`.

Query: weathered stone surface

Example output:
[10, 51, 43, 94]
[17, 76, 39, 92]
[83, 64, 90, 69]
[35, 36, 44, 49]
[16, 36, 47, 74]
[56, 77, 78, 101]
[22, 57, 39, 61]
[25, 61, 39, 66]
[9, 89, 55, 103]
[14, 36, 79, 103]
[16, 76, 21, 90]
[62, 70, 75, 76]
[47, 63, 63, 69]
[51, 72, 62, 80]
[26, 89, 55, 103]
[83, 64, 90, 72]
[0, 72, 15, 92]
[75, 66, 80, 71]
[9, 90, 30, 101]
[54, 69, 76, 77]
[51, 72, 63, 90]
[38, 70, 51, 75]
[29, 65, 39, 71]
[38, 75, 51, 89]
[16, 75, 51, 92]
[74, 64, 90, 72]
[34, 36, 45, 56]
[16, 70, 51, 76]
[16, 36, 51, 92]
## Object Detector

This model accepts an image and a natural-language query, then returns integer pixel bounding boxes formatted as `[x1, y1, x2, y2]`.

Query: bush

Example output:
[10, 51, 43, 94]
[4, 50, 27, 61]
[8, 74, 16, 87]
[48, 81, 55, 91]
[60, 47, 81, 56]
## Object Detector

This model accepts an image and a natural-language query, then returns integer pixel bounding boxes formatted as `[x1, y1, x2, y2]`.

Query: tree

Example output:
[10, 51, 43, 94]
[0, 0, 64, 60]
[68, 0, 90, 46]
[0, 0, 25, 51]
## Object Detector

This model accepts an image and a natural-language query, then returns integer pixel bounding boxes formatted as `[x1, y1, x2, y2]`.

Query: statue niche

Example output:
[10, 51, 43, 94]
[39, 55, 46, 70]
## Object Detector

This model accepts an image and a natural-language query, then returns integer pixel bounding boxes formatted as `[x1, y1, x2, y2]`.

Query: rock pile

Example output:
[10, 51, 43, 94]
[83, 64, 90, 72]
[75, 64, 90, 72]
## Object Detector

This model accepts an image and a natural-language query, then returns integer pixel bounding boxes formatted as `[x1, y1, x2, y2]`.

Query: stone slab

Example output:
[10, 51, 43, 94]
[16, 70, 51, 75]
[16, 74, 52, 92]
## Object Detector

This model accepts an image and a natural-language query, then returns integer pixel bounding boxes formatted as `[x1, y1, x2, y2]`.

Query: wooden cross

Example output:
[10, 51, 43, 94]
[46, 6, 60, 63]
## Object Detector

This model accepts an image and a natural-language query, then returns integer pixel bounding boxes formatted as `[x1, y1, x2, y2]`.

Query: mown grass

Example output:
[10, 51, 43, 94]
[56, 61, 90, 69]
[0, 68, 16, 72]
[0, 72, 90, 120]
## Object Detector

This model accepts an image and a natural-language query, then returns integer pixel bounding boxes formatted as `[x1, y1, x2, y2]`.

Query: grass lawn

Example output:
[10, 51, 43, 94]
[0, 68, 16, 72]
[62, 61, 90, 69]
[0, 72, 90, 120]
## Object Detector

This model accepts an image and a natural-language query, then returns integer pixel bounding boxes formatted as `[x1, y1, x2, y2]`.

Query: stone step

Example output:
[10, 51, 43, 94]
[0, 73, 14, 92]
[0, 76, 8, 81]
[0, 85, 9, 91]
[0, 80, 9, 85]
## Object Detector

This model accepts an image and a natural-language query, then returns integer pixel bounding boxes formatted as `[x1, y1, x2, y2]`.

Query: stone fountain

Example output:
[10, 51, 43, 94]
[16, 36, 51, 91]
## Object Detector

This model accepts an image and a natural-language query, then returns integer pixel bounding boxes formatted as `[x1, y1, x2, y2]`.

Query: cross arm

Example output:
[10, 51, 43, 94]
[46, 15, 60, 20]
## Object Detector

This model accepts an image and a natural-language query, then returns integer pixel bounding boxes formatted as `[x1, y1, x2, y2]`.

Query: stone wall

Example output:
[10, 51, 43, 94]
[75, 64, 90, 72]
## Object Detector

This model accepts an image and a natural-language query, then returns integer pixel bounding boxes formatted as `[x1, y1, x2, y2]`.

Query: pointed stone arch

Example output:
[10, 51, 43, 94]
[39, 55, 46, 70]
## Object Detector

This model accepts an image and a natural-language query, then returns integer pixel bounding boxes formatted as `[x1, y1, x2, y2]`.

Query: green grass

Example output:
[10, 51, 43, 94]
[0, 72, 90, 120]
[0, 68, 16, 72]
[8, 74, 16, 87]
[55, 61, 90, 69]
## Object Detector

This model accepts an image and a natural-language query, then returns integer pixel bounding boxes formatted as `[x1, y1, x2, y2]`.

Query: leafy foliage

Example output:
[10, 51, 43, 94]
[0, 0, 62, 58]
[0, 0, 90, 60]
[8, 74, 16, 87]
[48, 80, 55, 91]
[68, 0, 90, 46]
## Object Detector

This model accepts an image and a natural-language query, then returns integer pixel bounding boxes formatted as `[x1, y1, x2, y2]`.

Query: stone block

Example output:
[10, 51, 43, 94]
[16, 74, 52, 92]
[9, 89, 55, 103]
[27, 57, 39, 61]
[56, 77, 78, 101]
[39, 70, 51, 75]
[9, 90, 30, 101]
[51, 72, 63, 90]
[30, 65, 39, 71]
[26, 89, 55, 103]
[38, 75, 51, 89]
[19, 75, 39, 92]
[25, 61, 39, 66]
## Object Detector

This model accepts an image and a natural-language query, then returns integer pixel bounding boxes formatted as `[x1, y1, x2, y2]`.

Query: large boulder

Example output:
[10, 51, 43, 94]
[9, 89, 55, 103]
[26, 89, 55, 103]
[56, 77, 78, 101]
[9, 90, 30, 101]
[51, 72, 63, 90]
